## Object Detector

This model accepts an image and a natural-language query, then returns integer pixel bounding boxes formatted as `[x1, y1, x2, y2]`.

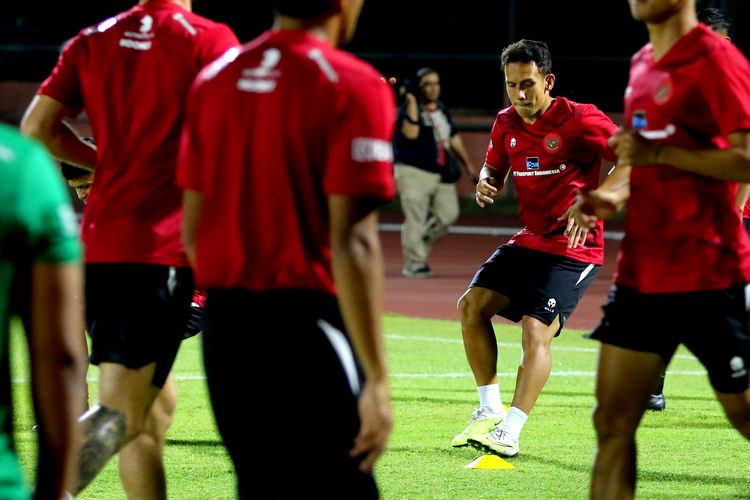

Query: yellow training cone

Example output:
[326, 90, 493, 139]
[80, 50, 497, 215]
[464, 454, 514, 470]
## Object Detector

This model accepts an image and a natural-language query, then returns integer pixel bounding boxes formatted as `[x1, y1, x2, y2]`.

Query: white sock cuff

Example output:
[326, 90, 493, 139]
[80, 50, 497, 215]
[477, 384, 503, 414]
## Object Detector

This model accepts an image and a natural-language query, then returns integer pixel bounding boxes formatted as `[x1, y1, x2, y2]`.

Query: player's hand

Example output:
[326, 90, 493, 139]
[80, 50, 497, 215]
[557, 204, 589, 249]
[608, 129, 660, 167]
[572, 188, 624, 228]
[475, 176, 498, 207]
[350, 378, 392, 472]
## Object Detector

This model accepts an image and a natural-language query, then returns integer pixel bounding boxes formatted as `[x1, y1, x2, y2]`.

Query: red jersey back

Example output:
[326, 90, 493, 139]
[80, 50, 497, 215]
[619, 25, 750, 293]
[485, 97, 617, 264]
[178, 30, 395, 294]
[38, 0, 238, 266]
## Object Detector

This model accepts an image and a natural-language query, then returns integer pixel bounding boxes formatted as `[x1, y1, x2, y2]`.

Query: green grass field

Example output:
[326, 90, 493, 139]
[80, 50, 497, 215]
[10, 314, 750, 499]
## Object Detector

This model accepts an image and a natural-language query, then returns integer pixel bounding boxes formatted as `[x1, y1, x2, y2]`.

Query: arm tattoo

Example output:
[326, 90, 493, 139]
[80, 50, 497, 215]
[75, 405, 126, 494]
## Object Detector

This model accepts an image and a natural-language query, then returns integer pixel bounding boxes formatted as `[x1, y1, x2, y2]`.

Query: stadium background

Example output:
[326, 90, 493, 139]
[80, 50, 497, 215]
[0, 0, 742, 200]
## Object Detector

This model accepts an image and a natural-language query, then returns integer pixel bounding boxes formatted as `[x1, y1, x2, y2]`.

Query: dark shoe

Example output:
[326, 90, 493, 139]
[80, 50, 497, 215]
[647, 393, 665, 411]
[401, 264, 432, 278]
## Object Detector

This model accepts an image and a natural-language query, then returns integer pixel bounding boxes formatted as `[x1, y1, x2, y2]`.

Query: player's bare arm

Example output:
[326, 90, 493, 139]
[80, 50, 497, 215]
[737, 183, 750, 213]
[611, 128, 750, 181]
[182, 190, 204, 268]
[570, 165, 631, 229]
[21, 95, 97, 171]
[328, 194, 392, 473]
[28, 262, 87, 498]
[475, 163, 502, 207]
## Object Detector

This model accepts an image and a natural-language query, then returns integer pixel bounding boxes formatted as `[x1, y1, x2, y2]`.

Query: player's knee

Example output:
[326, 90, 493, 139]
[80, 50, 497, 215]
[724, 407, 750, 439]
[592, 404, 639, 440]
[457, 291, 485, 322]
[521, 319, 555, 349]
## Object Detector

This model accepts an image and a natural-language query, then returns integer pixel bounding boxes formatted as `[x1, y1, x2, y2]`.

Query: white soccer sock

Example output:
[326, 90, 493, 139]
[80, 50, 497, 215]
[477, 384, 504, 415]
[500, 406, 528, 441]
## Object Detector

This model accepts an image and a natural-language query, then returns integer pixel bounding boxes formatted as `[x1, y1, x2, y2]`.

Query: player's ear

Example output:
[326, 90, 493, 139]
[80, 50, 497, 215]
[544, 73, 555, 93]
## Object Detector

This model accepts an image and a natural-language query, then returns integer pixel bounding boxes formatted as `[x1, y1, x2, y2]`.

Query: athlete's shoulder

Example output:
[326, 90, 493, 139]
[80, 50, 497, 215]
[631, 42, 652, 66]
[318, 43, 385, 87]
[494, 105, 518, 128]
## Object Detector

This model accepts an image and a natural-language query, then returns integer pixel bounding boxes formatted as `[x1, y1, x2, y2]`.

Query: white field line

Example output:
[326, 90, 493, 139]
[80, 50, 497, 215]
[386, 333, 697, 361]
[379, 223, 625, 241]
[12, 333, 702, 383]
[390, 370, 709, 379]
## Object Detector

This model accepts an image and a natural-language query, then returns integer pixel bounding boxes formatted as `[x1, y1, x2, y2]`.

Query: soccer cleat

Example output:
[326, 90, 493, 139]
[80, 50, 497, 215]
[468, 428, 520, 458]
[647, 392, 666, 411]
[401, 264, 433, 278]
[451, 407, 505, 448]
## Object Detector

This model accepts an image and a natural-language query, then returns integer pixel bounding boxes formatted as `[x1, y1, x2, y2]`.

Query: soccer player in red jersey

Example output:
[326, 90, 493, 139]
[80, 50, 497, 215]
[646, 6, 733, 414]
[451, 39, 619, 458]
[573, 1, 750, 497]
[20, 0, 238, 496]
[178, 0, 394, 496]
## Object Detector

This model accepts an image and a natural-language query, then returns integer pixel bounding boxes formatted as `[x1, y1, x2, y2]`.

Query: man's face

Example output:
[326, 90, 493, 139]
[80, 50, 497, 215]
[68, 174, 94, 204]
[628, 0, 684, 23]
[419, 73, 441, 103]
[504, 61, 552, 121]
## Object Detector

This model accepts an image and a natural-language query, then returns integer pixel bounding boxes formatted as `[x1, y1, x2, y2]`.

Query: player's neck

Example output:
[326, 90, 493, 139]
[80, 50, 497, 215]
[275, 16, 342, 46]
[646, 10, 698, 60]
[139, 0, 192, 10]
[521, 97, 554, 125]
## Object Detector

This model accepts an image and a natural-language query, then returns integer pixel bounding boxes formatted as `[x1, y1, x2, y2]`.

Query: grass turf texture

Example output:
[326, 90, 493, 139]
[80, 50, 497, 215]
[9, 314, 750, 498]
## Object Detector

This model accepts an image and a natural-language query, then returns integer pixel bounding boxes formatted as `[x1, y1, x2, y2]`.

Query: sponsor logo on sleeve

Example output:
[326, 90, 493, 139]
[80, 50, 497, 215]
[352, 138, 393, 163]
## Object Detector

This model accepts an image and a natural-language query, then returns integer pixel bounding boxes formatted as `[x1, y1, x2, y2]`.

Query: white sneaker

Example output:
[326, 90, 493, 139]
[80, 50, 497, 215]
[468, 427, 520, 457]
[450, 407, 505, 448]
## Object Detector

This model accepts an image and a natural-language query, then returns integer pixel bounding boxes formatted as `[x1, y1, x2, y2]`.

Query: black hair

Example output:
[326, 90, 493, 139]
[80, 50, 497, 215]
[273, 0, 337, 19]
[697, 7, 730, 35]
[500, 39, 553, 75]
[60, 163, 92, 181]
[60, 136, 95, 180]
[416, 67, 438, 84]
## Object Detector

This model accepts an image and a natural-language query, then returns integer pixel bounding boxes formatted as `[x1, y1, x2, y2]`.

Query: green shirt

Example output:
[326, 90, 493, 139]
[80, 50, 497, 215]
[0, 124, 81, 499]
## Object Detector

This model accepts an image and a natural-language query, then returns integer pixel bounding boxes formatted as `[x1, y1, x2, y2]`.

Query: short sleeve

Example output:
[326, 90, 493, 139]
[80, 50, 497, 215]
[196, 24, 240, 67]
[324, 76, 396, 200]
[579, 105, 618, 163]
[37, 35, 85, 110]
[702, 47, 750, 137]
[484, 116, 511, 176]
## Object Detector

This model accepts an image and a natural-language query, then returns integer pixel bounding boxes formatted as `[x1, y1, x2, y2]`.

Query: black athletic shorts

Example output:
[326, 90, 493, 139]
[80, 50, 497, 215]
[203, 288, 378, 499]
[86, 263, 194, 388]
[589, 284, 750, 394]
[470, 244, 599, 335]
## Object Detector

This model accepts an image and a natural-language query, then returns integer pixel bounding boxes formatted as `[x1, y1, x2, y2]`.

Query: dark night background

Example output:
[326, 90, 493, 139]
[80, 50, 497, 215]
[0, 0, 745, 113]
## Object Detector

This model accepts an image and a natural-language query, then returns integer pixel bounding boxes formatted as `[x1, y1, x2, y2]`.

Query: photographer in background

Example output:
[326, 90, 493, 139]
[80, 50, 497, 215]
[393, 67, 477, 278]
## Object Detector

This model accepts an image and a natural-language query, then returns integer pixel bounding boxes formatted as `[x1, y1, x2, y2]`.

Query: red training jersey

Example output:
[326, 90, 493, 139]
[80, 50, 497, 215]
[485, 97, 617, 265]
[38, 0, 238, 266]
[617, 25, 750, 293]
[178, 30, 395, 295]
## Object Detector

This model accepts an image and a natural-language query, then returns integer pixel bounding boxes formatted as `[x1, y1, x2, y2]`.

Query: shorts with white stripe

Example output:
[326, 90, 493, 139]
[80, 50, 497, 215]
[469, 244, 599, 335]
[203, 288, 378, 499]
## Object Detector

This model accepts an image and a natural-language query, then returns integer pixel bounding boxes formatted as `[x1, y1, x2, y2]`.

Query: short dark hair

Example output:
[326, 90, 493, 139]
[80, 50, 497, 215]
[416, 67, 438, 86]
[500, 39, 552, 75]
[273, 0, 337, 19]
[60, 163, 92, 181]
[60, 136, 95, 180]
[697, 7, 730, 35]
